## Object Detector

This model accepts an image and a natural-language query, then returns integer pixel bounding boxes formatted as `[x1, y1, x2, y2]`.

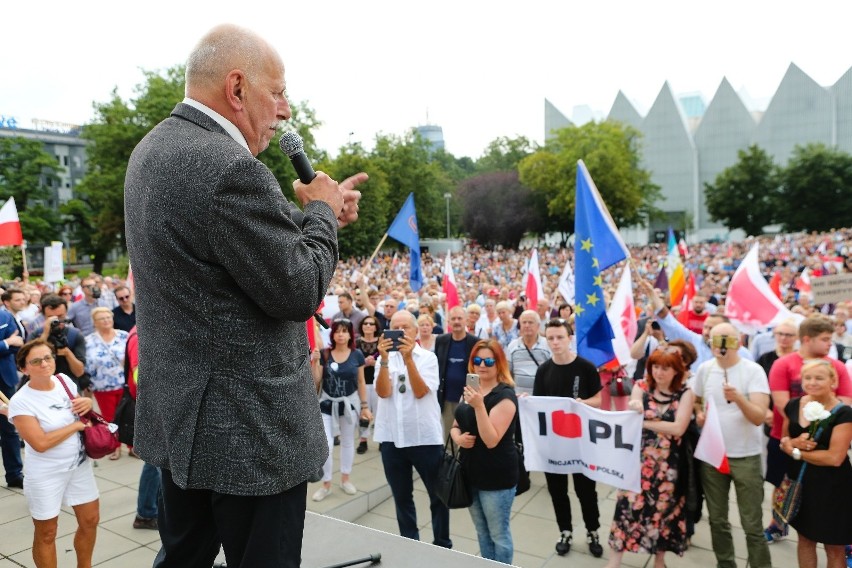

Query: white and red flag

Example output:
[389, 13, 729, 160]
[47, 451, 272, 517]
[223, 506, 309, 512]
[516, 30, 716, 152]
[694, 398, 730, 474]
[0, 198, 23, 247]
[725, 243, 796, 333]
[795, 268, 811, 294]
[524, 248, 543, 311]
[441, 251, 460, 312]
[606, 266, 637, 367]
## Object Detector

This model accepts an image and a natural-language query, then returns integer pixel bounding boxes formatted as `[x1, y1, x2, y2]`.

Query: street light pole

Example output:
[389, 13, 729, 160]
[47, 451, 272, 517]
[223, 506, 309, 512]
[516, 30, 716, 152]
[443, 193, 451, 238]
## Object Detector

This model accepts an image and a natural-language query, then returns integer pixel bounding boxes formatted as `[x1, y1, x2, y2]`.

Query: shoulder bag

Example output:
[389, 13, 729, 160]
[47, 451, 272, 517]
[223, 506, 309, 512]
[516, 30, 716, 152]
[112, 384, 136, 446]
[609, 366, 634, 397]
[771, 403, 843, 526]
[435, 432, 472, 509]
[57, 375, 121, 459]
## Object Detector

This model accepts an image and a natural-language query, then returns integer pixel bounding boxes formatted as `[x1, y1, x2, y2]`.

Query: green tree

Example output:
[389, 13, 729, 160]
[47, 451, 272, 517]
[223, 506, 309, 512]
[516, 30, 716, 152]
[0, 136, 63, 244]
[518, 121, 660, 237]
[458, 171, 545, 248]
[777, 143, 852, 232]
[369, 132, 452, 241]
[704, 144, 779, 236]
[74, 68, 184, 271]
[323, 144, 390, 258]
[475, 136, 536, 173]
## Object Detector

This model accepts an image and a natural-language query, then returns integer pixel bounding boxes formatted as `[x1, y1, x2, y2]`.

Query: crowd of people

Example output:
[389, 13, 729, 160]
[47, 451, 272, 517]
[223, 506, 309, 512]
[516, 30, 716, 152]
[305, 227, 852, 567]
[0, 233, 848, 568]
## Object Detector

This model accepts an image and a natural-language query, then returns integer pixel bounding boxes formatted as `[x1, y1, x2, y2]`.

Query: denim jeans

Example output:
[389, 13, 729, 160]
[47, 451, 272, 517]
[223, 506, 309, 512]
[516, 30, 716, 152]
[700, 456, 771, 568]
[138, 462, 161, 519]
[379, 442, 451, 548]
[0, 380, 22, 483]
[469, 486, 515, 564]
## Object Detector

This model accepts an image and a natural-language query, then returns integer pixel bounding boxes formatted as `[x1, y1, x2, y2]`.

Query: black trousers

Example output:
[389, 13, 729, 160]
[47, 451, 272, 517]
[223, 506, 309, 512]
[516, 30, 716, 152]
[153, 469, 308, 568]
[544, 472, 600, 533]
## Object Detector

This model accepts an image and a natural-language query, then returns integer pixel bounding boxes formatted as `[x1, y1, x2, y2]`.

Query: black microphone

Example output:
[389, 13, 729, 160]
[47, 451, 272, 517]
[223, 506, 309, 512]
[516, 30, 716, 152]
[279, 131, 317, 184]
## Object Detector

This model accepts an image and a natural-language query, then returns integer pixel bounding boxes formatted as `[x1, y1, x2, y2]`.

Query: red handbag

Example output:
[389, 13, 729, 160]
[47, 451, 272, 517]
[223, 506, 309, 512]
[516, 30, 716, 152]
[56, 375, 121, 459]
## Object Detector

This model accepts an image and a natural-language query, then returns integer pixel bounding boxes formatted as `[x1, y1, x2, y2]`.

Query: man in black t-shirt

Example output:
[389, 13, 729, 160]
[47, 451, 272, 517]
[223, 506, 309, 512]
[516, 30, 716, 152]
[532, 318, 604, 558]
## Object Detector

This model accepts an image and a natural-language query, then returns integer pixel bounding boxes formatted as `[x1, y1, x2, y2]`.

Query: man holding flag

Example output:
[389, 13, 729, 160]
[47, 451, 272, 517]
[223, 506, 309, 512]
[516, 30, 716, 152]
[693, 322, 771, 568]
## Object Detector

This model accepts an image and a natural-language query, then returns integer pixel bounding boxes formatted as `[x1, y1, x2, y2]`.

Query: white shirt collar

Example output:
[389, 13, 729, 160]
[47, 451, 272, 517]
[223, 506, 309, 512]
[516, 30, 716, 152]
[182, 97, 250, 154]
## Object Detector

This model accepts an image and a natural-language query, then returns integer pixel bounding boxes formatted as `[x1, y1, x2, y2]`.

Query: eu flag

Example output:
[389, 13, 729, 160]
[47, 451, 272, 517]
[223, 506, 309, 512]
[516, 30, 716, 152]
[387, 193, 423, 292]
[573, 160, 629, 366]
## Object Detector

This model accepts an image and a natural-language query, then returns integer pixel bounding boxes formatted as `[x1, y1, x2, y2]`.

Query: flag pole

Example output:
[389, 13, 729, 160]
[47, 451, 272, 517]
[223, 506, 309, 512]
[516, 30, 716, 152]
[366, 233, 389, 266]
[20, 240, 28, 282]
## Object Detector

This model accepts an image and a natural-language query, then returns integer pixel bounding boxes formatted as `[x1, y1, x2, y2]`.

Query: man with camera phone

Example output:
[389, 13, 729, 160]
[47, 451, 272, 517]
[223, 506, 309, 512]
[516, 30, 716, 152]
[33, 294, 87, 390]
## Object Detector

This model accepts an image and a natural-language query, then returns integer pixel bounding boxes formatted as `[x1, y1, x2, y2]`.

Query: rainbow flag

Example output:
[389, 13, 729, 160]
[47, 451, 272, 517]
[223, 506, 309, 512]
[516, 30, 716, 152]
[666, 227, 685, 306]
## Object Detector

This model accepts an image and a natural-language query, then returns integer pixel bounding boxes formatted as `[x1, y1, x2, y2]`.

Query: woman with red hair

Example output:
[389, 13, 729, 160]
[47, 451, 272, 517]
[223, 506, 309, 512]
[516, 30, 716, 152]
[604, 347, 695, 568]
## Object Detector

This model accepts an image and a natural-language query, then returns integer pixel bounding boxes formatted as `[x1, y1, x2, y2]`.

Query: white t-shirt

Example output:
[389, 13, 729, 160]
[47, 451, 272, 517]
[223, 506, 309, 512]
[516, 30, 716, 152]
[8, 374, 86, 478]
[693, 358, 770, 458]
[373, 345, 443, 448]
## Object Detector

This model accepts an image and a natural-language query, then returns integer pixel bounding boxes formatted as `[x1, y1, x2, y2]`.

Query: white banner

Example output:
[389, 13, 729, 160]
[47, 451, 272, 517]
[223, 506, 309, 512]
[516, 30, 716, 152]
[519, 396, 643, 492]
[43, 241, 64, 283]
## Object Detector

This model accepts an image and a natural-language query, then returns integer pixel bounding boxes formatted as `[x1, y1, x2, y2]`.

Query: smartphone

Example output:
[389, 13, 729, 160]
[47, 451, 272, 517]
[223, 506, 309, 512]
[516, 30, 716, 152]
[651, 321, 661, 331]
[383, 329, 404, 351]
[466, 373, 480, 391]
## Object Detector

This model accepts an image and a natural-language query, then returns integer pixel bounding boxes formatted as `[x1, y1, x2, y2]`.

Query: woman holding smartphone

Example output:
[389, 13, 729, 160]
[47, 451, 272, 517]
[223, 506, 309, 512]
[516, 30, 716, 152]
[450, 339, 518, 565]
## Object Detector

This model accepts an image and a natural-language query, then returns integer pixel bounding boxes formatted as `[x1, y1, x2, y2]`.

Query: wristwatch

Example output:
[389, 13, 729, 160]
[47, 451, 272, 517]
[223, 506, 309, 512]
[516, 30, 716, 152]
[791, 448, 802, 461]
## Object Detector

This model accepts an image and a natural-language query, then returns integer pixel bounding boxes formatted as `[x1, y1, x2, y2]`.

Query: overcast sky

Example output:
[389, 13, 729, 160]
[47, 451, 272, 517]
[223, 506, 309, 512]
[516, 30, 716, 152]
[3, 1, 850, 159]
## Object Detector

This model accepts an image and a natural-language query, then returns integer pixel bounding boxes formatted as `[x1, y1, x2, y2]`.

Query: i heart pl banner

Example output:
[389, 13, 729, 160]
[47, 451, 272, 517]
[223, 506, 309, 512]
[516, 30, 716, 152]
[519, 396, 642, 492]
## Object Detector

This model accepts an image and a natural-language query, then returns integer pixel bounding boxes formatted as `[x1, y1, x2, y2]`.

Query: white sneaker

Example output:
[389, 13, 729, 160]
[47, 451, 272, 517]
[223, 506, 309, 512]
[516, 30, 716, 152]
[312, 486, 331, 502]
[341, 481, 357, 495]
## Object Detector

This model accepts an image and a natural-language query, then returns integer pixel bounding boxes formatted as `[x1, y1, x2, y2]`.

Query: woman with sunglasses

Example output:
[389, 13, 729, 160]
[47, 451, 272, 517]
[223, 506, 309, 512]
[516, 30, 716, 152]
[450, 339, 518, 564]
[311, 319, 371, 501]
[6, 339, 99, 568]
[355, 316, 380, 454]
[604, 347, 694, 568]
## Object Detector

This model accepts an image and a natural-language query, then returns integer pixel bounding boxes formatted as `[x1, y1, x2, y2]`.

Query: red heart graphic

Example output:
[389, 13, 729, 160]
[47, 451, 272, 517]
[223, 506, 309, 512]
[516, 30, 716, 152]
[551, 411, 582, 438]
[589, 464, 597, 471]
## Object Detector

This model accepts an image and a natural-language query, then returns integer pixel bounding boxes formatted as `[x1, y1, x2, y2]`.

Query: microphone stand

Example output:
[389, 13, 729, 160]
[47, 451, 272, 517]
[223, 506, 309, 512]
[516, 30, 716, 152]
[319, 552, 381, 568]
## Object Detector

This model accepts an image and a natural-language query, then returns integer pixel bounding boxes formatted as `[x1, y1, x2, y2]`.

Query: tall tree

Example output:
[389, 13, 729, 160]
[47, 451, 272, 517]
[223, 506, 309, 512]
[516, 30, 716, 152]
[475, 136, 536, 173]
[0, 136, 63, 244]
[777, 143, 852, 232]
[704, 144, 779, 236]
[369, 132, 451, 240]
[458, 171, 545, 248]
[518, 121, 660, 235]
[322, 144, 390, 259]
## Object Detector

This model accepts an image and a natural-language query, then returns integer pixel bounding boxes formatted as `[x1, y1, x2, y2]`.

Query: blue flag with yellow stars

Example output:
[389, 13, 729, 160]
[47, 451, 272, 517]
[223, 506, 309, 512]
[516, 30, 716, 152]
[573, 160, 629, 366]
[387, 192, 424, 292]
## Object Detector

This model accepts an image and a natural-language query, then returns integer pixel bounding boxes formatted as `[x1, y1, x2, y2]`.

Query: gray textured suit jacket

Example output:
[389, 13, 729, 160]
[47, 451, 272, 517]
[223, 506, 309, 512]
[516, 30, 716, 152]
[124, 103, 334, 495]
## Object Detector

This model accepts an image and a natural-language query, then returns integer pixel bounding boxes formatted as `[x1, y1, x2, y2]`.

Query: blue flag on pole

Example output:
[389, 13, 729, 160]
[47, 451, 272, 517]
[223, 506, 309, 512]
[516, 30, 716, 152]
[573, 160, 629, 367]
[387, 193, 423, 292]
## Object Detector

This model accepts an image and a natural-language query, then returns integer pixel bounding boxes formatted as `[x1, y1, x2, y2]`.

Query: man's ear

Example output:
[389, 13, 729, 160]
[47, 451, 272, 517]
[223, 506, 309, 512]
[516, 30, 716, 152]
[226, 70, 246, 109]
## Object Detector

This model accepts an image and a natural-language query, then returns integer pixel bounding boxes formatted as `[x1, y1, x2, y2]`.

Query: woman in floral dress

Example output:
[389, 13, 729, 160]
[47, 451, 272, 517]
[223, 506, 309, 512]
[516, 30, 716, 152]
[604, 347, 695, 568]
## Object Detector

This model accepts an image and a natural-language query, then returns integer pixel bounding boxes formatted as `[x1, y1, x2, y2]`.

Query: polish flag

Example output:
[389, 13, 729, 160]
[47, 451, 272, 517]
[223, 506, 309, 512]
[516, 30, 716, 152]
[678, 238, 689, 260]
[695, 398, 730, 474]
[0, 198, 23, 247]
[524, 248, 543, 311]
[676, 271, 696, 325]
[795, 268, 811, 294]
[606, 266, 637, 366]
[442, 251, 460, 312]
[768, 271, 782, 300]
[557, 257, 575, 305]
[724, 243, 795, 334]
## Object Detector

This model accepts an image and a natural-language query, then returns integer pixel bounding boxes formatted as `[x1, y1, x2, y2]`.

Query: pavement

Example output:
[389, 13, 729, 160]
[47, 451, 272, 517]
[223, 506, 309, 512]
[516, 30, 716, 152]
[0, 440, 828, 568]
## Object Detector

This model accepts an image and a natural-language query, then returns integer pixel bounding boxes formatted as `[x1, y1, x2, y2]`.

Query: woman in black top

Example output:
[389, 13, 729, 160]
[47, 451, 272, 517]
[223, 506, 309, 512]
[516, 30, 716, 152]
[356, 316, 380, 454]
[451, 339, 518, 565]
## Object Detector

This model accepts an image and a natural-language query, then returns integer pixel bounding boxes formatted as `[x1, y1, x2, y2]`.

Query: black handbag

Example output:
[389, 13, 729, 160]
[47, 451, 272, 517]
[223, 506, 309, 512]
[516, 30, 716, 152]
[435, 433, 472, 509]
[113, 384, 136, 446]
[515, 440, 531, 495]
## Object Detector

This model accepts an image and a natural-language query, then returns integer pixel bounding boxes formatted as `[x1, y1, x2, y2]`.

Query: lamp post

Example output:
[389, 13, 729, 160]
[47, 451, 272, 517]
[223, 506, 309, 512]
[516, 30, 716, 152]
[443, 193, 451, 239]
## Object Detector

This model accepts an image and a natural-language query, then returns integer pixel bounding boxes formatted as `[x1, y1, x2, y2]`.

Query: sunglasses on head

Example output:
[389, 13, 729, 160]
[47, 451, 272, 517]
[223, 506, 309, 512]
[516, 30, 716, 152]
[473, 356, 496, 367]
